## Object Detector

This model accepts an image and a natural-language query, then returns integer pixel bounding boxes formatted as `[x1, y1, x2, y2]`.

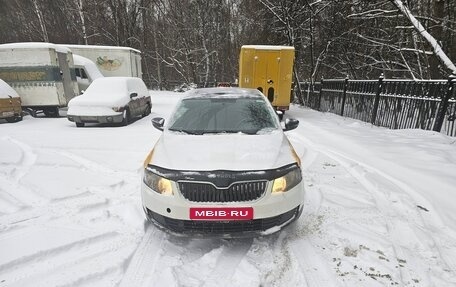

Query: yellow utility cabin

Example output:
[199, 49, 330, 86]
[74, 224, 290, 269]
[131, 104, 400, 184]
[239, 45, 295, 112]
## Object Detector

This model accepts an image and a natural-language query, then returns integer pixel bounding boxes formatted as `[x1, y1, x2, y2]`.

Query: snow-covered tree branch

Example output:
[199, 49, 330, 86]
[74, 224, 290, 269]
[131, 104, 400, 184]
[389, 0, 456, 75]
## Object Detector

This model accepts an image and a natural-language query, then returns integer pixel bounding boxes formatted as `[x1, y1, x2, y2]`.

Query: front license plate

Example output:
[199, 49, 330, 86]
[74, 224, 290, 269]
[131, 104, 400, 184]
[80, 116, 98, 122]
[190, 207, 253, 221]
[2, 111, 14, 117]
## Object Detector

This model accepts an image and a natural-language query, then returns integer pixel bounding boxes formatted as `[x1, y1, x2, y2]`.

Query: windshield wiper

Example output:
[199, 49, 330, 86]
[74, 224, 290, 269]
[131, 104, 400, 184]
[201, 130, 239, 134]
[168, 128, 202, 135]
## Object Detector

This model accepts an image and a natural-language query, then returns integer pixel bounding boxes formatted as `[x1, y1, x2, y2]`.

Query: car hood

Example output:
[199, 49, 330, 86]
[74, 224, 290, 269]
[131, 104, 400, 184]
[148, 130, 298, 171]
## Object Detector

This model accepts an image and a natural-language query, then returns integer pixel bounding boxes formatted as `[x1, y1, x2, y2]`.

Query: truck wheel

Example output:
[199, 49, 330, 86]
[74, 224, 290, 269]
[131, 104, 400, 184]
[24, 108, 37, 118]
[76, 122, 85, 127]
[44, 107, 59, 118]
[121, 108, 130, 126]
[5, 113, 22, 123]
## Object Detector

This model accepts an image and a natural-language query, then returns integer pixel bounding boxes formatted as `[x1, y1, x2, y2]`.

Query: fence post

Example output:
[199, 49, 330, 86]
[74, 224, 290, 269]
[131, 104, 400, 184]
[317, 77, 324, 111]
[371, 73, 384, 125]
[433, 74, 456, 132]
[340, 75, 349, 116]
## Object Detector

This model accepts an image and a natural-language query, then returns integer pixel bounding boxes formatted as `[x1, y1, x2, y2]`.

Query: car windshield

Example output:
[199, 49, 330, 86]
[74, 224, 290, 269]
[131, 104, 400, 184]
[168, 96, 279, 135]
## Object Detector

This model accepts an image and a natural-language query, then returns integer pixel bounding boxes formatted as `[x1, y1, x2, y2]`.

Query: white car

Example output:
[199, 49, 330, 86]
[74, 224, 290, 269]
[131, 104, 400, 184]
[141, 87, 304, 235]
[67, 77, 151, 127]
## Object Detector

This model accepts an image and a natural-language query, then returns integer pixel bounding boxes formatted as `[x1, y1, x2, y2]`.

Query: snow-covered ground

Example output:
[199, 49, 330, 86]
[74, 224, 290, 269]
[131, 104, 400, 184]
[1, 91, 456, 287]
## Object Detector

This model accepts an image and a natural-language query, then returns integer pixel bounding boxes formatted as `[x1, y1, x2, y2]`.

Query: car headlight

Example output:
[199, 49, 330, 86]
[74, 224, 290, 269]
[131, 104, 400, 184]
[143, 168, 174, 195]
[272, 166, 302, 193]
[112, 107, 125, 112]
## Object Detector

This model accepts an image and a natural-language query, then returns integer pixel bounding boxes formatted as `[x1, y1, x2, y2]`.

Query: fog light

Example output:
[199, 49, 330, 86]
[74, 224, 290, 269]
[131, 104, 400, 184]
[107, 116, 113, 122]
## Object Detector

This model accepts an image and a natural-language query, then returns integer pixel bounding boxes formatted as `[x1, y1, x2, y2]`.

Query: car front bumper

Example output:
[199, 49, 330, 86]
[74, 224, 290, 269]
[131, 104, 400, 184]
[0, 110, 21, 119]
[67, 113, 124, 124]
[141, 179, 304, 234]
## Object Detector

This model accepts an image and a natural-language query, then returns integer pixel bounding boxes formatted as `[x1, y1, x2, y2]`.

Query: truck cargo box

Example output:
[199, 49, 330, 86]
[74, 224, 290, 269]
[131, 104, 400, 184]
[239, 45, 294, 111]
[65, 45, 142, 78]
[0, 42, 79, 116]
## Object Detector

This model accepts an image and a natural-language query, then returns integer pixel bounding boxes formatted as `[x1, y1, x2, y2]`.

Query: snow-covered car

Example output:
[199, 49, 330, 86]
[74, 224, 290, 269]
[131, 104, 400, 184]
[173, 82, 197, 92]
[0, 79, 22, 123]
[67, 77, 151, 127]
[141, 87, 304, 235]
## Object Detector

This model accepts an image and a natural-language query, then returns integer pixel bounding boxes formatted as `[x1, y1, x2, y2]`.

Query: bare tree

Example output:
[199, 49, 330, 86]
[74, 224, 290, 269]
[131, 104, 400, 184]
[76, 0, 88, 45]
[389, 0, 456, 75]
[1, 0, 455, 84]
[32, 0, 49, 42]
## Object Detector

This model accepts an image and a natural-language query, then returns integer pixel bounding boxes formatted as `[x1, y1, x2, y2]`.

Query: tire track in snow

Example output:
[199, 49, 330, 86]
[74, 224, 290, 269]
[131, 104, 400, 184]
[292, 133, 456, 285]
[202, 239, 253, 287]
[51, 149, 140, 198]
[284, 173, 338, 287]
[0, 231, 119, 274]
[0, 191, 105, 232]
[0, 232, 134, 287]
[0, 136, 47, 206]
[52, 149, 138, 180]
[289, 239, 339, 287]
[118, 224, 167, 287]
[2, 136, 37, 182]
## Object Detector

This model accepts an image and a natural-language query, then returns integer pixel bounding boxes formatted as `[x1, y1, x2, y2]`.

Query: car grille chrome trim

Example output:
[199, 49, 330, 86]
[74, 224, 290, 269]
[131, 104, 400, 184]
[178, 180, 268, 202]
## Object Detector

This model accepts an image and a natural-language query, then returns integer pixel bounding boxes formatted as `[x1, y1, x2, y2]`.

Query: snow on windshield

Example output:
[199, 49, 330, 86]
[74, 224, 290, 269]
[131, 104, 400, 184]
[168, 97, 279, 134]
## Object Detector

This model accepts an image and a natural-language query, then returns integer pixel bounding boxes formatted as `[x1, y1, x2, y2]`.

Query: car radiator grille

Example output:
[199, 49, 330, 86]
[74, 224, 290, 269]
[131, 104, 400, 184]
[178, 181, 267, 203]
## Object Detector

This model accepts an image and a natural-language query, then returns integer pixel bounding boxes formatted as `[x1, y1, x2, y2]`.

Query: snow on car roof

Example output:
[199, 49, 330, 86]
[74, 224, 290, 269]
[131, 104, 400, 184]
[0, 79, 19, 99]
[86, 77, 130, 93]
[81, 77, 144, 97]
[65, 44, 141, 54]
[184, 87, 264, 99]
[0, 42, 71, 53]
[241, 45, 294, 50]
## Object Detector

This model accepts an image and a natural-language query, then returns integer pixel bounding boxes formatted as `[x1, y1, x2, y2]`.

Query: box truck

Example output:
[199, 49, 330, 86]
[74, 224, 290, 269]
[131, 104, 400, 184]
[239, 45, 295, 113]
[65, 45, 142, 78]
[0, 42, 79, 117]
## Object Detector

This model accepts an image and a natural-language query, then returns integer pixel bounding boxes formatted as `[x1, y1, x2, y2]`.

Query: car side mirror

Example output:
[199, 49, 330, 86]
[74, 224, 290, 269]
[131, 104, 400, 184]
[130, 92, 138, 99]
[152, 117, 165, 131]
[283, 118, 299, 131]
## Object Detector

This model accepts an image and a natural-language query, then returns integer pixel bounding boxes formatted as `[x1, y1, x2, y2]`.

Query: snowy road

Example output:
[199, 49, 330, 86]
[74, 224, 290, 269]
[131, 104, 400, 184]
[1, 91, 456, 286]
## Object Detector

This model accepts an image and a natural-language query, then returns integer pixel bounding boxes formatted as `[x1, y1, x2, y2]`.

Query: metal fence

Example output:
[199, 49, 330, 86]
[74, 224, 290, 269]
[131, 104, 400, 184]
[298, 75, 456, 137]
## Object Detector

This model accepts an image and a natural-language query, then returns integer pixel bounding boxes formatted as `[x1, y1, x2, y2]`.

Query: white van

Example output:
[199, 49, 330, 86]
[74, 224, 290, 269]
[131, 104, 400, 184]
[72, 54, 103, 92]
